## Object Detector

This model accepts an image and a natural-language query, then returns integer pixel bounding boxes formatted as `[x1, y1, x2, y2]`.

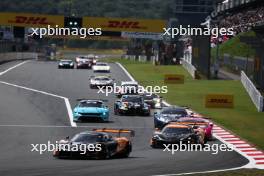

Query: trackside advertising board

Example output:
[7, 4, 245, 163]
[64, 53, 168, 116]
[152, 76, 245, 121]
[164, 74, 184, 84]
[0, 12, 64, 28]
[205, 94, 234, 108]
[83, 17, 166, 33]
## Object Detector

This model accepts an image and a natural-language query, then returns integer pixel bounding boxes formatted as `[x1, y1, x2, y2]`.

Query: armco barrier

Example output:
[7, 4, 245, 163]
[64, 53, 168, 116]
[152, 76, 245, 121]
[0, 52, 38, 64]
[241, 71, 263, 112]
[181, 59, 197, 79]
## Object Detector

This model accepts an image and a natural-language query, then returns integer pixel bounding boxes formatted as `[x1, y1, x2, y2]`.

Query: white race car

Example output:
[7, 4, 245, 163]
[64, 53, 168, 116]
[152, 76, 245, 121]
[90, 75, 114, 89]
[92, 62, 110, 72]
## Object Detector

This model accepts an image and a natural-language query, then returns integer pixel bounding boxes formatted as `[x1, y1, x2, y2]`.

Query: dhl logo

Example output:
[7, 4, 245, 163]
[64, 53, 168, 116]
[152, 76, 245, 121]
[103, 20, 146, 29]
[8, 16, 54, 25]
[209, 99, 230, 104]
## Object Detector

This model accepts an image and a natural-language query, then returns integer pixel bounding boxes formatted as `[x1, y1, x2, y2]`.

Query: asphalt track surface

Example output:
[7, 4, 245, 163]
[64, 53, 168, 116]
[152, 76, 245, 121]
[0, 60, 248, 176]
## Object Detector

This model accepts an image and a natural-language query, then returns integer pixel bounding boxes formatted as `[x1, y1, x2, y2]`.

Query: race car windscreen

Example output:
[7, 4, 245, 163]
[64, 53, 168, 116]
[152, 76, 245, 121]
[161, 108, 188, 116]
[71, 134, 104, 143]
[96, 63, 107, 66]
[143, 94, 158, 100]
[122, 96, 142, 103]
[95, 77, 110, 81]
[162, 127, 192, 134]
[79, 101, 103, 107]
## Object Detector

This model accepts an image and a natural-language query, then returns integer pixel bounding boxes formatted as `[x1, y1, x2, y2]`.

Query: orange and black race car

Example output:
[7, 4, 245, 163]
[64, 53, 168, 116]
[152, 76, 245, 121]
[150, 123, 205, 148]
[53, 128, 134, 159]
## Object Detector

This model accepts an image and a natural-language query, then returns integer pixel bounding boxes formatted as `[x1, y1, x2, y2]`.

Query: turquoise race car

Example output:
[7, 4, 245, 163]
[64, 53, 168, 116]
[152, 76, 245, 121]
[73, 99, 109, 122]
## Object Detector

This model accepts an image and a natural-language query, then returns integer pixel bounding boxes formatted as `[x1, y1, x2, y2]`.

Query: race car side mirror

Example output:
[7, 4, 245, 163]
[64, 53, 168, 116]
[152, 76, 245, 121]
[65, 136, 70, 140]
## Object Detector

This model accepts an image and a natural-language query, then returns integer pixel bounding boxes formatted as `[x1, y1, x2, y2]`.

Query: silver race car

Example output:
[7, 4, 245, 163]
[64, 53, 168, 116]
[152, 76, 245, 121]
[90, 75, 114, 89]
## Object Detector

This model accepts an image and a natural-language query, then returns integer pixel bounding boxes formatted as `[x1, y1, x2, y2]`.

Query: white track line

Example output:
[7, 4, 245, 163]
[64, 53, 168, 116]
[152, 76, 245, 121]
[152, 166, 246, 176]
[0, 80, 77, 127]
[0, 61, 29, 76]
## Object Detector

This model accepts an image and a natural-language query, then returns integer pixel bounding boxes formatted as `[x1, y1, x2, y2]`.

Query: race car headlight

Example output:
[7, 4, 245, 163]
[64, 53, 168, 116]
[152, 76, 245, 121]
[157, 116, 168, 123]
[153, 135, 163, 140]
[59, 63, 63, 65]
[154, 98, 161, 103]
[102, 112, 106, 116]
[70, 62, 74, 66]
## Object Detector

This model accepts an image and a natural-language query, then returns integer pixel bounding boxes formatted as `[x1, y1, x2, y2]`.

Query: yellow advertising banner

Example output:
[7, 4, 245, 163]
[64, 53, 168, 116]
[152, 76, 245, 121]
[46, 35, 130, 41]
[0, 12, 64, 28]
[83, 17, 166, 33]
[205, 94, 234, 108]
[164, 74, 184, 84]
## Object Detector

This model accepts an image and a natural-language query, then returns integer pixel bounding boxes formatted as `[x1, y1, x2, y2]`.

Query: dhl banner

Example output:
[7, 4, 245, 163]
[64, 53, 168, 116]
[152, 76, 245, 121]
[205, 94, 234, 108]
[46, 35, 130, 41]
[0, 12, 64, 28]
[83, 17, 166, 33]
[164, 74, 184, 84]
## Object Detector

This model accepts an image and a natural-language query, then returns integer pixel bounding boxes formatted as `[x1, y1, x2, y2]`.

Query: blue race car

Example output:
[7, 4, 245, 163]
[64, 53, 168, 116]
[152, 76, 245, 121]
[154, 106, 188, 129]
[73, 99, 109, 122]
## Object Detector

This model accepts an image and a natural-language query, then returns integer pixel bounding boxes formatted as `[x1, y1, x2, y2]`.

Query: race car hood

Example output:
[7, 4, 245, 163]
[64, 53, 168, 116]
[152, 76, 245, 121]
[159, 133, 192, 142]
[74, 107, 106, 113]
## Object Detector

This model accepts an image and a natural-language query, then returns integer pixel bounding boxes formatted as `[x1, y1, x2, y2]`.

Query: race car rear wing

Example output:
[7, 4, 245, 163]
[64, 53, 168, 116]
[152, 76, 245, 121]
[93, 128, 135, 137]
[169, 122, 212, 127]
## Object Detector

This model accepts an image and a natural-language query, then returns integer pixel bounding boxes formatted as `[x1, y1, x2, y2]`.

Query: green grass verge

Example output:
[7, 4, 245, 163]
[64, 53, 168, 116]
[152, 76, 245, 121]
[108, 59, 264, 150]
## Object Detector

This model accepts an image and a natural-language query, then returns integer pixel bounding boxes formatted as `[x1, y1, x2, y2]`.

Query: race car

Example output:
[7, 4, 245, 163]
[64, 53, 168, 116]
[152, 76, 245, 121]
[142, 93, 163, 109]
[114, 95, 150, 116]
[92, 62, 110, 72]
[76, 60, 93, 69]
[58, 60, 74, 69]
[53, 128, 134, 159]
[90, 75, 114, 89]
[154, 106, 188, 129]
[150, 123, 205, 148]
[75, 55, 96, 65]
[116, 81, 139, 98]
[73, 99, 109, 122]
[176, 117, 213, 141]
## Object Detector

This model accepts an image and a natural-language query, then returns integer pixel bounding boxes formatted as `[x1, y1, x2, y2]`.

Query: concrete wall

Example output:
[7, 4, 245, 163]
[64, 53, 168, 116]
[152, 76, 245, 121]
[0, 52, 38, 64]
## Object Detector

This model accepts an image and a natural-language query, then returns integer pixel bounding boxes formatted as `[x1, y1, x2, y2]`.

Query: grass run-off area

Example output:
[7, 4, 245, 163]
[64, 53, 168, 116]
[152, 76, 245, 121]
[108, 59, 264, 150]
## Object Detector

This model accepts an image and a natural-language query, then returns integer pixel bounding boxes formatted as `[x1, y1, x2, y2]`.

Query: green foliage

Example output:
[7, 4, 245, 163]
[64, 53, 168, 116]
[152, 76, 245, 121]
[212, 31, 256, 60]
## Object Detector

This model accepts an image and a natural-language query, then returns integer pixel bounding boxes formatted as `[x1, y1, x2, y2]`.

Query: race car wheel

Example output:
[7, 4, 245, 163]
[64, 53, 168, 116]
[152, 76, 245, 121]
[120, 145, 131, 158]
[98, 145, 111, 159]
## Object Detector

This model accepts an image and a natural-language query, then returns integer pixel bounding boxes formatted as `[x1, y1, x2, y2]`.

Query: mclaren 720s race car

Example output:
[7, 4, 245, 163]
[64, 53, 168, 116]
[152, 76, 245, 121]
[114, 95, 150, 116]
[150, 123, 205, 148]
[176, 117, 214, 141]
[53, 128, 134, 159]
